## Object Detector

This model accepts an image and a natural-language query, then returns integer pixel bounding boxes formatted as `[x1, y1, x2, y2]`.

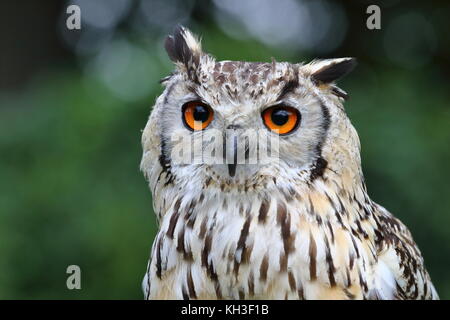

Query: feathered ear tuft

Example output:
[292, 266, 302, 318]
[308, 58, 357, 84]
[164, 25, 203, 71]
[303, 58, 356, 100]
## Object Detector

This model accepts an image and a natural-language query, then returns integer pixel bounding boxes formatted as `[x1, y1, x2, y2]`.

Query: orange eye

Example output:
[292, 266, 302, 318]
[182, 101, 214, 131]
[262, 105, 300, 135]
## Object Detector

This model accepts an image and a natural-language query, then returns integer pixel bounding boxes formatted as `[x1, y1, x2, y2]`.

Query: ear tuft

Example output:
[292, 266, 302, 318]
[309, 58, 357, 84]
[164, 25, 202, 67]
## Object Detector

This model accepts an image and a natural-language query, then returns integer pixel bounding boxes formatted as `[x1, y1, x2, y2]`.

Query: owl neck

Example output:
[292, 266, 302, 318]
[152, 157, 371, 229]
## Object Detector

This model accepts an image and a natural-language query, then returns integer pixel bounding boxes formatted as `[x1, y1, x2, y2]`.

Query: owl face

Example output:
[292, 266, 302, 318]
[148, 26, 356, 190]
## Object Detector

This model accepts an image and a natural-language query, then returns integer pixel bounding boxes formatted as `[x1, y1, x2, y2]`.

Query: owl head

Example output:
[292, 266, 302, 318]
[141, 26, 360, 193]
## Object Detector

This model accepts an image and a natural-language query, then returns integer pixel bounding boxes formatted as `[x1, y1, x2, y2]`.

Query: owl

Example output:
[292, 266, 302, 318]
[140, 26, 439, 300]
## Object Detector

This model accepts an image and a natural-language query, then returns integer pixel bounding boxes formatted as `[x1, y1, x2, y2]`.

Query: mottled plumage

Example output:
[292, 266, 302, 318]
[140, 26, 438, 300]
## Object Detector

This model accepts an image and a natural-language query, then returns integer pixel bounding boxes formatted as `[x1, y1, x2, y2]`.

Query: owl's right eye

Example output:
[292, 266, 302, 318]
[182, 101, 214, 131]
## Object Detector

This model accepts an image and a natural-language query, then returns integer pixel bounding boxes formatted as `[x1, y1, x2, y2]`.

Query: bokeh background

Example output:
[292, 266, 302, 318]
[0, 0, 449, 299]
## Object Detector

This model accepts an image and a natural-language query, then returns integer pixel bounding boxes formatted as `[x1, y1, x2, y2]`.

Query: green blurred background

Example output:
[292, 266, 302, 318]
[0, 0, 449, 299]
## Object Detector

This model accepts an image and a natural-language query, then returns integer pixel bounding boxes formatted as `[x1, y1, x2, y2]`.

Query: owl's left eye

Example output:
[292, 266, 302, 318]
[182, 101, 214, 131]
[262, 105, 300, 135]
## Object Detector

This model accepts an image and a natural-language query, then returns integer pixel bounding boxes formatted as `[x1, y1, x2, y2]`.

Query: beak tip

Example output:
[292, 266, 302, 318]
[228, 163, 237, 177]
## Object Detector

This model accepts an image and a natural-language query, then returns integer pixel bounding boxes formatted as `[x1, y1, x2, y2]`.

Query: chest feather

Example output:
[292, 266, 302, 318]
[146, 188, 378, 299]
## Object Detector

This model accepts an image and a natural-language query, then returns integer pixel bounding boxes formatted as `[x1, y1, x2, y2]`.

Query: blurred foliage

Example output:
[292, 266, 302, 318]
[0, 1, 449, 299]
[0, 71, 157, 298]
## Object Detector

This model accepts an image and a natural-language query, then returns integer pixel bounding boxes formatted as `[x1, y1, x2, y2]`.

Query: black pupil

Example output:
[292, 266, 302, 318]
[193, 105, 209, 122]
[271, 108, 290, 126]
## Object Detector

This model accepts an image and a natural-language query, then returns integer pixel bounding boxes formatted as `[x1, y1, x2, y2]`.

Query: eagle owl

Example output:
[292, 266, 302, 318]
[140, 26, 438, 300]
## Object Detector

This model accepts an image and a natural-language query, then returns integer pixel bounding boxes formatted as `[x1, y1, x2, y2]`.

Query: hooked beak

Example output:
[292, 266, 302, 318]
[225, 125, 240, 178]
[227, 135, 238, 177]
